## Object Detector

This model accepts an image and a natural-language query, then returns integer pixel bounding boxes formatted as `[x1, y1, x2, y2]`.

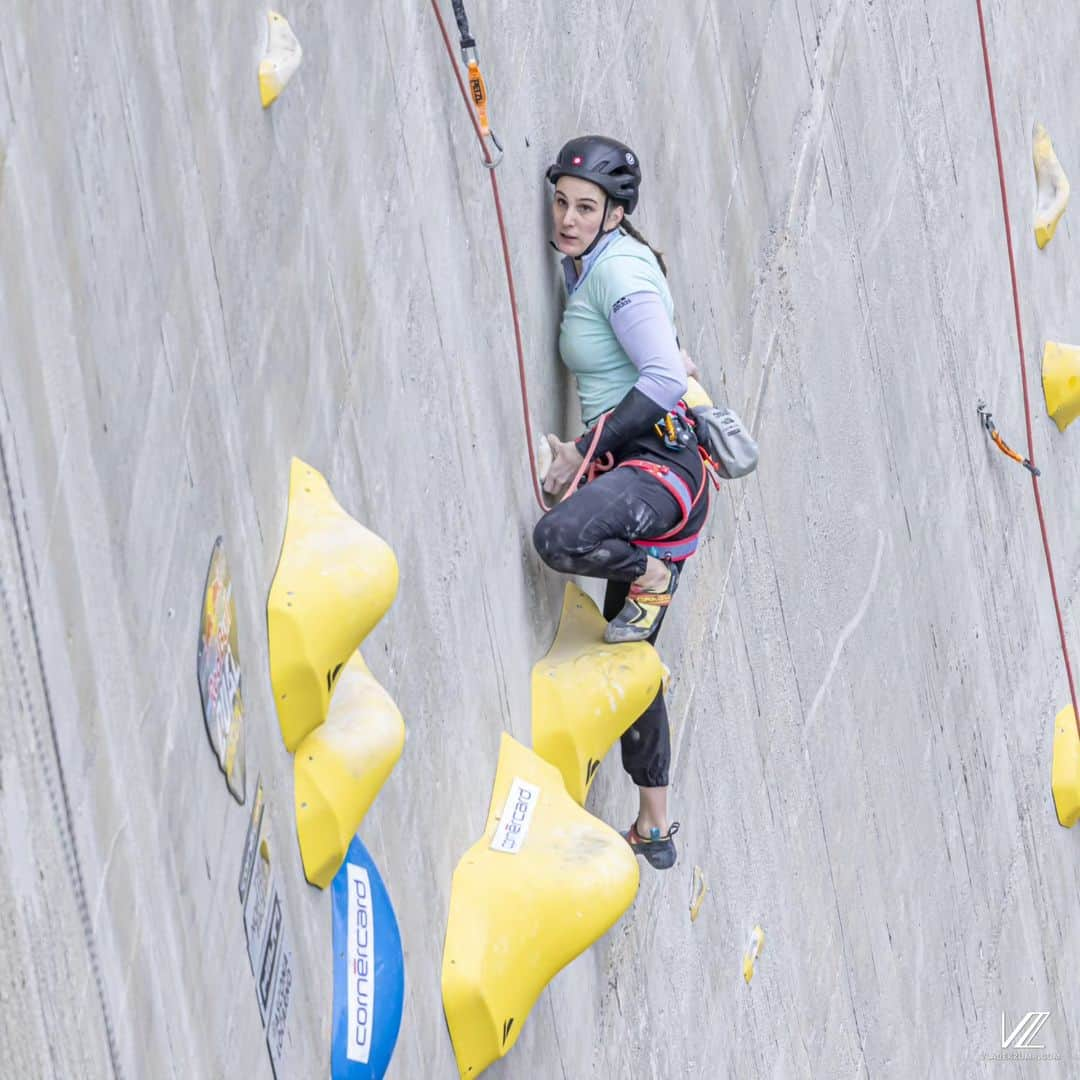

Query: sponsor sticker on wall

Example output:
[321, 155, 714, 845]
[346, 865, 376, 1064]
[332, 835, 404, 1078]
[239, 778, 265, 904]
[196, 537, 246, 803]
[264, 908, 295, 1077]
[490, 778, 540, 854]
[243, 816, 274, 978]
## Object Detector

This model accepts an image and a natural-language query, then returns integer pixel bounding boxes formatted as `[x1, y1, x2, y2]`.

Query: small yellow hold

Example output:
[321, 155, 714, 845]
[1033, 121, 1070, 249]
[1041, 341, 1080, 433]
[743, 925, 765, 983]
[689, 865, 708, 922]
[1051, 705, 1080, 828]
[660, 661, 672, 695]
[531, 583, 665, 804]
[294, 652, 405, 888]
[683, 376, 714, 410]
[259, 12, 303, 108]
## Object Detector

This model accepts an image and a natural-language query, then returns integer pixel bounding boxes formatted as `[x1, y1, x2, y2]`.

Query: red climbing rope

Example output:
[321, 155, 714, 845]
[974, 0, 1080, 737]
[428, 0, 549, 512]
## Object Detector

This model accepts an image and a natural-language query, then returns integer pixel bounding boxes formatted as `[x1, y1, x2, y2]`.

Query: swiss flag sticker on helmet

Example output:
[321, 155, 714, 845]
[572, 155, 583, 165]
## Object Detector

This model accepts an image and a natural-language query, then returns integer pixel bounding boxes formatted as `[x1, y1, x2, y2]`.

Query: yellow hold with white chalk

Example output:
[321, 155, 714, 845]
[743, 925, 765, 983]
[260, 12, 303, 107]
[689, 866, 708, 922]
[267, 458, 399, 751]
[294, 652, 405, 887]
[441, 734, 639, 1078]
[1033, 121, 1069, 249]
[531, 584, 665, 804]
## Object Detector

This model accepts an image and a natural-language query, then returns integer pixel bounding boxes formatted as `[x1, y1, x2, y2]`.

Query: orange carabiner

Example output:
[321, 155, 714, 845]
[467, 60, 489, 136]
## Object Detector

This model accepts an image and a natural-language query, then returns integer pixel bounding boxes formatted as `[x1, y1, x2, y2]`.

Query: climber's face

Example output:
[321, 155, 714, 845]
[552, 177, 624, 258]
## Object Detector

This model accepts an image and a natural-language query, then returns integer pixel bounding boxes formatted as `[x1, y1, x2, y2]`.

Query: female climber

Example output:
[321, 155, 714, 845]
[532, 135, 710, 871]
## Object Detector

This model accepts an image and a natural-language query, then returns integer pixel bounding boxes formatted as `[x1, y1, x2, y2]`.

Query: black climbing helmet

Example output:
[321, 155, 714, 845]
[546, 135, 642, 215]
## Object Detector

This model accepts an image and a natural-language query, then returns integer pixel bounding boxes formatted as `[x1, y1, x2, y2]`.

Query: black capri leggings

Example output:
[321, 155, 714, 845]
[532, 466, 680, 788]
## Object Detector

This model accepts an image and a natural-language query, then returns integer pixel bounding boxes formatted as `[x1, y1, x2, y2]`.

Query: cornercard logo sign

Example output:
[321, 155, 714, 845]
[347, 865, 375, 1065]
[490, 779, 540, 854]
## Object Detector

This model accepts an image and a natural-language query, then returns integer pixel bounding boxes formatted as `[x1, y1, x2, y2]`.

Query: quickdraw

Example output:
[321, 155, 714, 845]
[449, 1, 503, 167]
[977, 400, 1040, 476]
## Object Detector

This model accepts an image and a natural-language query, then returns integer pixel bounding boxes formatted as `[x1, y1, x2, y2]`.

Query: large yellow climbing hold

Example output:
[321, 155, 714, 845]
[267, 458, 398, 751]
[1051, 705, 1080, 828]
[294, 652, 405, 888]
[531, 583, 665, 804]
[259, 12, 303, 108]
[1033, 121, 1070, 249]
[1041, 341, 1080, 433]
[441, 734, 639, 1078]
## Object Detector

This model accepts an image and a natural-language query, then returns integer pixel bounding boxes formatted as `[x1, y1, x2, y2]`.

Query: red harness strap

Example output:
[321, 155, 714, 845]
[616, 454, 713, 562]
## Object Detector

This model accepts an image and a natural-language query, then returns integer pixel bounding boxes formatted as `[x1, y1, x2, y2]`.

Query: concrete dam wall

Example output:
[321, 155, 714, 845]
[2, 1, 1080, 1077]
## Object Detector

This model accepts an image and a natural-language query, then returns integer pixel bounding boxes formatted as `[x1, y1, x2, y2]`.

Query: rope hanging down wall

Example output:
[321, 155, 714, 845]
[973, 0, 1080, 739]
[429, 0, 548, 512]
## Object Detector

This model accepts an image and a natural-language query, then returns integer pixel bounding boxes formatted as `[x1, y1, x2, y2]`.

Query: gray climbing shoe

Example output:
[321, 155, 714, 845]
[625, 821, 681, 870]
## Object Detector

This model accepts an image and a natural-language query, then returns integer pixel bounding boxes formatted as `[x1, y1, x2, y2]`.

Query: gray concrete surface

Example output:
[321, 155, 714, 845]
[2, 1, 1080, 1077]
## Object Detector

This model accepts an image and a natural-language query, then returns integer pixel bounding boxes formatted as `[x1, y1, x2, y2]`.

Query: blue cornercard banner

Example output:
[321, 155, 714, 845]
[332, 834, 404, 1079]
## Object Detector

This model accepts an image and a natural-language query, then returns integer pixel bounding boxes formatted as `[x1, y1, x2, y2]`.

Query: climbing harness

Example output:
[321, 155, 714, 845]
[617, 458, 710, 563]
[975, 0, 1079, 737]
[562, 401, 718, 562]
[976, 401, 1039, 475]
[448, 1, 503, 165]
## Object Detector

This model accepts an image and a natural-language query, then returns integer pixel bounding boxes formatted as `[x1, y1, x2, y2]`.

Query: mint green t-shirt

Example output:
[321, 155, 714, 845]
[559, 231, 676, 425]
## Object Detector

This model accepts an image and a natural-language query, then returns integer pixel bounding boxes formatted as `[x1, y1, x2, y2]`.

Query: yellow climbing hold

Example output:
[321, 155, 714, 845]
[1042, 341, 1080, 433]
[1033, 121, 1070, 249]
[743, 925, 765, 983]
[531, 583, 665, 804]
[1052, 705, 1080, 828]
[267, 458, 398, 751]
[683, 375, 713, 410]
[441, 733, 639, 1078]
[689, 865, 708, 922]
[294, 652, 405, 888]
[259, 12, 303, 108]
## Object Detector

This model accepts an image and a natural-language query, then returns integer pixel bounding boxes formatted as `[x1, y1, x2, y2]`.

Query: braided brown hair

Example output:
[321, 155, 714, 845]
[619, 218, 668, 277]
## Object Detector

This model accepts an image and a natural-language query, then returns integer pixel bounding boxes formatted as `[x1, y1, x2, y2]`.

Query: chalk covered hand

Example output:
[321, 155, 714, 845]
[542, 434, 584, 496]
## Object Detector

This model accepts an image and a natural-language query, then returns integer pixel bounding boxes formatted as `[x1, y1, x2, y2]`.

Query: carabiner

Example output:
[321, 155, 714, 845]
[482, 129, 504, 170]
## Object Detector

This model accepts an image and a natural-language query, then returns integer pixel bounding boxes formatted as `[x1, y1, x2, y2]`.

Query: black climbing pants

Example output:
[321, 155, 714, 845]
[532, 465, 681, 788]
[532, 464, 682, 581]
[603, 578, 671, 789]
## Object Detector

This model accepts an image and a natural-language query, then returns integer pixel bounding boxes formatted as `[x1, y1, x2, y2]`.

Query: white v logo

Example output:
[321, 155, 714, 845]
[1001, 1011, 1050, 1050]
